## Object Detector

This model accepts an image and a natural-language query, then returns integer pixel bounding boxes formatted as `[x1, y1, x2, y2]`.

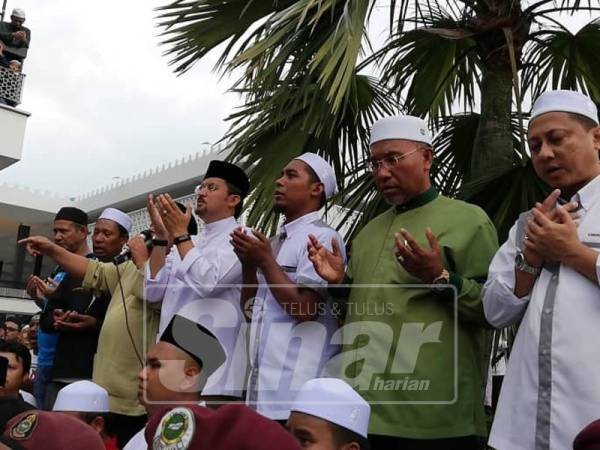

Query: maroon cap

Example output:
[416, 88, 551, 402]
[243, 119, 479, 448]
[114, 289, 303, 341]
[575, 419, 600, 450]
[2, 410, 104, 450]
[145, 404, 301, 450]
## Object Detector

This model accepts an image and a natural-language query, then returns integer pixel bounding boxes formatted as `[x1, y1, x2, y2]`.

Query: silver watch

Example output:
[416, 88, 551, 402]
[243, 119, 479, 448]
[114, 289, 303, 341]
[515, 251, 541, 276]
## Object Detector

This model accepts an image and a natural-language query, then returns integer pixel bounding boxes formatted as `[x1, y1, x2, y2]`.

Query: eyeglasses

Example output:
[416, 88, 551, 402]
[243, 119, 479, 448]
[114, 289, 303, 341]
[368, 147, 424, 172]
[195, 183, 220, 194]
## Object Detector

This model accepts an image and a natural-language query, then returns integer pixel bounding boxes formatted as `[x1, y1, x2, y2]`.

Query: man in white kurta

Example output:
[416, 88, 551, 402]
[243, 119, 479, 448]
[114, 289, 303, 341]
[483, 90, 600, 450]
[144, 160, 250, 402]
[231, 153, 346, 421]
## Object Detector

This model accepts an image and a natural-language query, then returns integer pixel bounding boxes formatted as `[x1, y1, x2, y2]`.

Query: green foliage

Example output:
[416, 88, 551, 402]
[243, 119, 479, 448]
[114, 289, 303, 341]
[156, 0, 600, 242]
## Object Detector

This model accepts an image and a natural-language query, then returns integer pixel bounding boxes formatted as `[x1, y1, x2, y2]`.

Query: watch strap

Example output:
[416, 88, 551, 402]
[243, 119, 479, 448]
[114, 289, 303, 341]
[173, 234, 191, 245]
[152, 239, 169, 247]
[516, 251, 541, 275]
[432, 269, 450, 284]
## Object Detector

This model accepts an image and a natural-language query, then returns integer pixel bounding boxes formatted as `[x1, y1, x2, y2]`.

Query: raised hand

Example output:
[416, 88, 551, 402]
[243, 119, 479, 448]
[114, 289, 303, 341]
[128, 235, 150, 268]
[55, 311, 97, 332]
[526, 205, 581, 264]
[52, 309, 69, 328]
[156, 194, 192, 238]
[230, 228, 273, 268]
[33, 277, 58, 298]
[147, 194, 169, 239]
[25, 275, 43, 300]
[394, 227, 444, 283]
[307, 234, 345, 284]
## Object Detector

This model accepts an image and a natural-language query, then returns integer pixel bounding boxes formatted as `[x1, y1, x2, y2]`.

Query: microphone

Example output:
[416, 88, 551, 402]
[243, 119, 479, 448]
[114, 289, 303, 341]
[113, 230, 153, 265]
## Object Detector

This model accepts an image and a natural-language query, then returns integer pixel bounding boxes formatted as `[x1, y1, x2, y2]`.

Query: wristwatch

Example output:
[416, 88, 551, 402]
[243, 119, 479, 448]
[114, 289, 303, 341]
[151, 239, 169, 247]
[173, 234, 191, 245]
[515, 251, 541, 276]
[432, 269, 450, 285]
[432, 269, 450, 292]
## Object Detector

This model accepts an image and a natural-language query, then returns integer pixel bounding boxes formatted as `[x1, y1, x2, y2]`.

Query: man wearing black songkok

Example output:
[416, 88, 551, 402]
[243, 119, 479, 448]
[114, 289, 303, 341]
[24, 207, 108, 410]
[123, 314, 226, 449]
[143, 160, 250, 408]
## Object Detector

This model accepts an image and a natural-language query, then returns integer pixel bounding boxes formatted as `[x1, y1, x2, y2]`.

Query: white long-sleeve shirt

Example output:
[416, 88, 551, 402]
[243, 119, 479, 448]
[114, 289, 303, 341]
[247, 211, 346, 420]
[144, 216, 247, 397]
[483, 174, 600, 450]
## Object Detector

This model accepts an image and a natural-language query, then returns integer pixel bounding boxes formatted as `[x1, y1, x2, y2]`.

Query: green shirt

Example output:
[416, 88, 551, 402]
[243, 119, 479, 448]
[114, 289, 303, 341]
[83, 260, 160, 416]
[341, 189, 498, 438]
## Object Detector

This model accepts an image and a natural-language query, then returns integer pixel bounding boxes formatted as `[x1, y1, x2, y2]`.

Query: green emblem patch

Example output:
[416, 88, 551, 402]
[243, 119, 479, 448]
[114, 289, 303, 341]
[154, 407, 195, 449]
[10, 413, 38, 440]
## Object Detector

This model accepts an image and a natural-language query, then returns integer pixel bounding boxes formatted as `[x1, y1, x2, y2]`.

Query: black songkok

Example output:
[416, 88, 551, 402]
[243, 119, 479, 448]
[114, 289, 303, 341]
[159, 315, 226, 380]
[204, 160, 250, 197]
[54, 207, 88, 226]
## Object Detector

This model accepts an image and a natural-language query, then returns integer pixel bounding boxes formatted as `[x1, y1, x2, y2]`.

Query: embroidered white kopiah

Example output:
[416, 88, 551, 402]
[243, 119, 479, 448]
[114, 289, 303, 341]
[369, 115, 433, 146]
[530, 89, 599, 124]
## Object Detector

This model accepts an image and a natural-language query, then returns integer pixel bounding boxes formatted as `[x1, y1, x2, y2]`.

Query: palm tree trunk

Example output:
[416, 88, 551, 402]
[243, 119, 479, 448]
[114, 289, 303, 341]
[471, 64, 514, 177]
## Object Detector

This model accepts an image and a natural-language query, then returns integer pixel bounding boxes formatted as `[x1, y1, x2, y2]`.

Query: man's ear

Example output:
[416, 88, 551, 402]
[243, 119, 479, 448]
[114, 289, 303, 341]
[311, 181, 325, 199]
[340, 442, 361, 450]
[422, 147, 434, 171]
[591, 126, 600, 154]
[181, 365, 202, 392]
[20, 371, 29, 387]
[227, 194, 241, 211]
[90, 416, 105, 434]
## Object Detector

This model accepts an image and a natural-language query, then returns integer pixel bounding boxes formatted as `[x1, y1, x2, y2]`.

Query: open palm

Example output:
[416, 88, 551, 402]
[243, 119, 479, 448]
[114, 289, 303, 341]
[307, 234, 345, 284]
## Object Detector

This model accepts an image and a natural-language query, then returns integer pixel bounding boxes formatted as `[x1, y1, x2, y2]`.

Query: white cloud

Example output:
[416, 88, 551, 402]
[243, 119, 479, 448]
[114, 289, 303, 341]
[0, 0, 240, 195]
[1, 1, 595, 197]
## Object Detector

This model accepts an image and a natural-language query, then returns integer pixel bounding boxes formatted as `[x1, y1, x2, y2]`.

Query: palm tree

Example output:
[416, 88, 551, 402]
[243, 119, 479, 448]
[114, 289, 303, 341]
[155, 0, 600, 240]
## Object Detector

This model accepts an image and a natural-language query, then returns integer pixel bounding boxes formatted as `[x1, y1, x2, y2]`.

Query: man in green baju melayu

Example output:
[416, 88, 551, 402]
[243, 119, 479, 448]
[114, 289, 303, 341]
[308, 115, 498, 450]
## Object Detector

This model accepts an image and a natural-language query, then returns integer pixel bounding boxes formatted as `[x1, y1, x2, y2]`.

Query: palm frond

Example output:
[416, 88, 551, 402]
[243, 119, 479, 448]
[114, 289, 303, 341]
[223, 73, 396, 235]
[373, 9, 480, 119]
[156, 0, 296, 73]
[522, 19, 600, 102]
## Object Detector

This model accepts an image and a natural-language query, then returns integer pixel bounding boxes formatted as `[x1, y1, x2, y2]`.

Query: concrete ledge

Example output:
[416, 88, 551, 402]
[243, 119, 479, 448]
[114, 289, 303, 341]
[0, 103, 31, 170]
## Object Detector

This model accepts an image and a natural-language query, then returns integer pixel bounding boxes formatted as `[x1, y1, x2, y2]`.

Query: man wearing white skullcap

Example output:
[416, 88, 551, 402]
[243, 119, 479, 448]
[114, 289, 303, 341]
[0, 7, 31, 62]
[484, 90, 600, 450]
[20, 208, 160, 447]
[288, 378, 370, 450]
[307, 116, 498, 448]
[53, 381, 118, 449]
[231, 152, 346, 422]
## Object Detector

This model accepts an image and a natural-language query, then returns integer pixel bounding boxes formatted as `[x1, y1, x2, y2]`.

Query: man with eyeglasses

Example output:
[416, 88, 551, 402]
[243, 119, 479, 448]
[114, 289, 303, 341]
[143, 160, 250, 408]
[308, 115, 498, 449]
[2, 320, 20, 342]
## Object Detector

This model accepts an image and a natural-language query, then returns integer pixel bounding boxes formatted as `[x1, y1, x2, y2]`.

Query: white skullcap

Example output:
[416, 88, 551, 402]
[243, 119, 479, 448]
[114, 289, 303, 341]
[11, 8, 26, 19]
[294, 153, 338, 199]
[531, 90, 598, 124]
[53, 380, 110, 413]
[291, 378, 371, 438]
[98, 207, 132, 233]
[370, 115, 432, 146]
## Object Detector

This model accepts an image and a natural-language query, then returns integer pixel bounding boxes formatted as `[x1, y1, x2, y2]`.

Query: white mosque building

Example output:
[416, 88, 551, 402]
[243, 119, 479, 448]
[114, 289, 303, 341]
[0, 75, 356, 318]
[2, 86, 234, 315]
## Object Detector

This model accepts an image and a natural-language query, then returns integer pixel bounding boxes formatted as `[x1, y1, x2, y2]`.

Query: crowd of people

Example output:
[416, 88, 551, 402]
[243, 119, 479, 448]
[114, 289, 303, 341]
[0, 88, 598, 450]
